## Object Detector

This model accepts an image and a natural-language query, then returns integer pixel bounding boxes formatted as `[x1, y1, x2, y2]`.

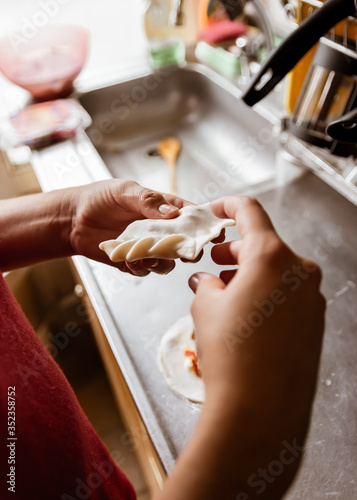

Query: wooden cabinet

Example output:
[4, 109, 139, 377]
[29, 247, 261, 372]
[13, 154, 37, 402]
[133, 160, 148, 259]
[0, 148, 41, 199]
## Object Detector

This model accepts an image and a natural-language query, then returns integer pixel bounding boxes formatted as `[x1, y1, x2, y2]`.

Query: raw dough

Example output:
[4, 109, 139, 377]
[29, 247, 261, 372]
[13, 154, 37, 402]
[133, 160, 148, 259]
[99, 203, 235, 262]
[158, 315, 205, 403]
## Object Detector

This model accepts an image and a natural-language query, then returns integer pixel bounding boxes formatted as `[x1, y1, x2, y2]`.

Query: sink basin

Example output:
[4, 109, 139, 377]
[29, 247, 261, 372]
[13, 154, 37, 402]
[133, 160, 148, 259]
[79, 63, 291, 202]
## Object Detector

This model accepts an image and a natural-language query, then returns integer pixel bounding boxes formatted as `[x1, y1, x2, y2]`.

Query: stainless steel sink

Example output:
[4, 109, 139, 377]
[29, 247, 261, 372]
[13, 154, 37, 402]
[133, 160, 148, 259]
[79, 63, 296, 202]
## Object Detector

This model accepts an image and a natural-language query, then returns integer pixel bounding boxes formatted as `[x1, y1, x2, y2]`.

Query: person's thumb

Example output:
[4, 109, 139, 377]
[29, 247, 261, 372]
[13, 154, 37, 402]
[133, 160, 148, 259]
[189, 272, 226, 295]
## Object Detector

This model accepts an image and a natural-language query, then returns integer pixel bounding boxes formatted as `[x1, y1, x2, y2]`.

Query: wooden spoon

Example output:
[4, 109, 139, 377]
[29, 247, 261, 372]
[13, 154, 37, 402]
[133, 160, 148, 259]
[157, 136, 182, 195]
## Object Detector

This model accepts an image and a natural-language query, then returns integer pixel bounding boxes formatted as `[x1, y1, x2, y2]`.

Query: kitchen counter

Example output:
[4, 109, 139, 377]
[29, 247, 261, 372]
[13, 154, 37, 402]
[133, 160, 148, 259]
[89, 172, 357, 499]
[256, 173, 357, 500]
[32, 132, 357, 499]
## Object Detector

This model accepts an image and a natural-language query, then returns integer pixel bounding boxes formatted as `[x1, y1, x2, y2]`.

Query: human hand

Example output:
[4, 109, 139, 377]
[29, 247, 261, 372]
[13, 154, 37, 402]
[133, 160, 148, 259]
[0, 179, 222, 273]
[189, 196, 326, 494]
[68, 179, 190, 276]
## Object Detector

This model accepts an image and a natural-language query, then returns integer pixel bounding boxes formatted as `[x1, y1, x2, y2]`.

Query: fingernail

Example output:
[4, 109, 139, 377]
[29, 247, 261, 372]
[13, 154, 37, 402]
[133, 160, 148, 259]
[189, 274, 200, 293]
[159, 204, 178, 215]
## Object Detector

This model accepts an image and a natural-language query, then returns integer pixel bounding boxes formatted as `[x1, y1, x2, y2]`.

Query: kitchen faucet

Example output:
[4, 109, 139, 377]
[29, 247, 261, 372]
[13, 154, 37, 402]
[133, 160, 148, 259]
[170, 0, 275, 52]
[170, 0, 185, 26]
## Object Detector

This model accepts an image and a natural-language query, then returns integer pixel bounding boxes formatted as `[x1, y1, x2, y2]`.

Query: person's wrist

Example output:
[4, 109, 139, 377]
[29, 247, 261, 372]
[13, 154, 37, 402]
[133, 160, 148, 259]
[203, 380, 286, 452]
[200, 391, 303, 499]
[56, 187, 77, 257]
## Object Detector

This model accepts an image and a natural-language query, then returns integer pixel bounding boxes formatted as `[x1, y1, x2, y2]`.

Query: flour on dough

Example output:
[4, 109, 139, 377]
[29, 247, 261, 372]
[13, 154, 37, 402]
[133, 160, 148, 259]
[158, 315, 205, 403]
[99, 203, 235, 262]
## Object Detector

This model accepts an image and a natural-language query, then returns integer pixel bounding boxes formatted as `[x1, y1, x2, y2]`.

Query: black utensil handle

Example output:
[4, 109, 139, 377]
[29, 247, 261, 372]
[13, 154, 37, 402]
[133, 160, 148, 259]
[242, 0, 357, 107]
[327, 107, 357, 142]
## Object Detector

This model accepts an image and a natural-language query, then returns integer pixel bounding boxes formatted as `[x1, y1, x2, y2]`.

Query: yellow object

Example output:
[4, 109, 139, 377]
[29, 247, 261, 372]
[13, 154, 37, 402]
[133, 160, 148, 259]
[157, 137, 182, 195]
[286, 46, 316, 113]
[198, 0, 230, 28]
[285, 1, 319, 113]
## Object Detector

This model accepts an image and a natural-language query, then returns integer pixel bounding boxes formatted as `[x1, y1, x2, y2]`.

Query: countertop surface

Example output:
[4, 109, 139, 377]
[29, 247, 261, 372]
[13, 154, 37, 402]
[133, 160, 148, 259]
[256, 172, 357, 500]
[72, 170, 357, 500]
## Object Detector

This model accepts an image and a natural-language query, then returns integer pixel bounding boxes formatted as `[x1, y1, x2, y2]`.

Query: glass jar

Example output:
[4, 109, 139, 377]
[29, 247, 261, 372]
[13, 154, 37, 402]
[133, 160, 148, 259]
[144, 0, 186, 68]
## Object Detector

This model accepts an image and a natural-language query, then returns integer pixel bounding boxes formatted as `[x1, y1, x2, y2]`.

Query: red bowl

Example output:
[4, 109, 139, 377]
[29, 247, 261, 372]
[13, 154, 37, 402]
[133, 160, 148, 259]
[0, 24, 89, 101]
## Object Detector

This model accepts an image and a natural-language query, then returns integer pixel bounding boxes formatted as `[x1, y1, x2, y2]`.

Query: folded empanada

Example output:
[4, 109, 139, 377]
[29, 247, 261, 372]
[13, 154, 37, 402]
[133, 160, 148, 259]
[99, 203, 235, 262]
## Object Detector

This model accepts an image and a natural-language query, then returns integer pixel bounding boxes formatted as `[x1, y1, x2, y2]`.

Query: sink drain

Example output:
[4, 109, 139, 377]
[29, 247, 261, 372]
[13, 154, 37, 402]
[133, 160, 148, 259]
[146, 147, 161, 158]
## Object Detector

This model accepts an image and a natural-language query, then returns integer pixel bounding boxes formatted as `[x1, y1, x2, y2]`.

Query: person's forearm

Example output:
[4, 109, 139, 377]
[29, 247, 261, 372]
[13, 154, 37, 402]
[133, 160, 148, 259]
[154, 392, 301, 500]
[0, 180, 187, 276]
[0, 190, 74, 271]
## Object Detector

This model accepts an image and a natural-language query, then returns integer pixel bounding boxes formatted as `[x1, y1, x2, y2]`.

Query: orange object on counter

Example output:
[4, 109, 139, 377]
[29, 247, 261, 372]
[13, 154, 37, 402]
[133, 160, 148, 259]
[198, 0, 230, 28]
[286, 1, 319, 113]
[286, 47, 317, 113]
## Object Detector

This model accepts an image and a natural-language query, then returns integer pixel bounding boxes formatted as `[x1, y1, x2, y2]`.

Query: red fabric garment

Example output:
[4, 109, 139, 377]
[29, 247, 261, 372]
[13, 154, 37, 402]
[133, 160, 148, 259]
[0, 273, 136, 500]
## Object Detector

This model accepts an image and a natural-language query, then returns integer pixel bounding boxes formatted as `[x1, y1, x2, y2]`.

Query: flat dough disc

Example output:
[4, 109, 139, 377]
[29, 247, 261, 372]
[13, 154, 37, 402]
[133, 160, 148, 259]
[99, 203, 235, 262]
[158, 315, 205, 403]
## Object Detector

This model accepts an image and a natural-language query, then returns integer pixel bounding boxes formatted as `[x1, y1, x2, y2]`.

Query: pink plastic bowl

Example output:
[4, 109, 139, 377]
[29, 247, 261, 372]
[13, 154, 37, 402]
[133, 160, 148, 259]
[0, 25, 89, 101]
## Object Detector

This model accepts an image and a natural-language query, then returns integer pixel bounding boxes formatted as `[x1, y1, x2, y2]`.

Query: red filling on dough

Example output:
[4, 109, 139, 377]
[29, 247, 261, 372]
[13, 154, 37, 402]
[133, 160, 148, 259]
[184, 349, 202, 378]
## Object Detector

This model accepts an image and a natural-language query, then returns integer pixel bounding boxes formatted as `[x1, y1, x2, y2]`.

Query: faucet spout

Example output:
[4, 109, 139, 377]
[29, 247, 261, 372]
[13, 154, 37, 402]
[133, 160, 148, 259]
[219, 0, 274, 52]
[170, 0, 274, 52]
[170, 0, 185, 26]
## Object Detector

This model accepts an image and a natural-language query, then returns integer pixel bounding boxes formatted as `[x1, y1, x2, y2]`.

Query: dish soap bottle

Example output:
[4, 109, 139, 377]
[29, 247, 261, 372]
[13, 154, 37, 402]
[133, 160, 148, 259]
[144, 0, 186, 68]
